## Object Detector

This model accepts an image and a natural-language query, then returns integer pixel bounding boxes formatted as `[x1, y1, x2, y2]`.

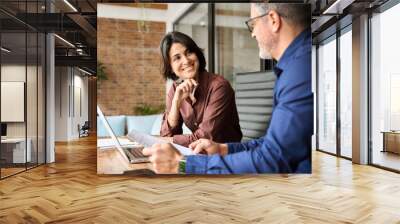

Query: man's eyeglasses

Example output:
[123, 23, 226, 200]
[245, 12, 269, 33]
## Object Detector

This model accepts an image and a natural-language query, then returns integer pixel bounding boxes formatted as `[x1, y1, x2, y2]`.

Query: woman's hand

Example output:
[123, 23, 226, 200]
[173, 79, 198, 106]
[167, 79, 197, 128]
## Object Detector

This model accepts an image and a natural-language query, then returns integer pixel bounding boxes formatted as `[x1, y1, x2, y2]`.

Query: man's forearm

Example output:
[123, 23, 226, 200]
[186, 143, 290, 174]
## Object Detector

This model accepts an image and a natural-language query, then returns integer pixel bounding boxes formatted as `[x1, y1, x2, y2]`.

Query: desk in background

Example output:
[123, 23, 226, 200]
[381, 131, 400, 154]
[1, 138, 32, 164]
[1, 138, 32, 168]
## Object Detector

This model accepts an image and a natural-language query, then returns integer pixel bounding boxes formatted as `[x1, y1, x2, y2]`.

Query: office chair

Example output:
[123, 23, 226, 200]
[79, 121, 90, 138]
[234, 71, 276, 141]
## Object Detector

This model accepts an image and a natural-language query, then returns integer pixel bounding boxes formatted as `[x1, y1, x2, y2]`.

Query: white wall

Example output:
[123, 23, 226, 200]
[165, 3, 194, 32]
[98, 4, 167, 22]
[98, 3, 193, 33]
[54, 67, 89, 141]
[1, 65, 26, 140]
[55, 66, 68, 141]
[78, 74, 89, 124]
[72, 73, 89, 138]
[1, 65, 26, 81]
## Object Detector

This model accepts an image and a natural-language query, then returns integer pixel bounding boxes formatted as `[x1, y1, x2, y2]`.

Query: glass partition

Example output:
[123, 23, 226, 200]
[214, 3, 260, 85]
[1, 30, 28, 177]
[174, 4, 209, 71]
[0, 1, 46, 179]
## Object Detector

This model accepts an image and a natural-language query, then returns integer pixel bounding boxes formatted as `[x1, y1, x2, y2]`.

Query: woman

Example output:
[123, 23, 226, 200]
[159, 31, 242, 147]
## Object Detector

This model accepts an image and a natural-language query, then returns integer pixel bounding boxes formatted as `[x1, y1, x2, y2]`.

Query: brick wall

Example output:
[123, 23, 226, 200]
[97, 18, 166, 115]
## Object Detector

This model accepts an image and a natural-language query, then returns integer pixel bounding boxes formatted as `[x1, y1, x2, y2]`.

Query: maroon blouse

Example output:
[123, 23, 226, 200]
[160, 71, 242, 147]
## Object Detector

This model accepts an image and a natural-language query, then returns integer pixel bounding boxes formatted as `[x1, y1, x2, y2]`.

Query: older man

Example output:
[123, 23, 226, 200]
[143, 3, 313, 174]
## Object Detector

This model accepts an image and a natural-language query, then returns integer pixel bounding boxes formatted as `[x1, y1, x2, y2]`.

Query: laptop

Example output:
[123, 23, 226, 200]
[97, 106, 149, 164]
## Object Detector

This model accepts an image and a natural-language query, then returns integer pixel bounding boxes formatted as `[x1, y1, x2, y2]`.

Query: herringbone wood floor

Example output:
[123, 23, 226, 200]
[1, 135, 400, 223]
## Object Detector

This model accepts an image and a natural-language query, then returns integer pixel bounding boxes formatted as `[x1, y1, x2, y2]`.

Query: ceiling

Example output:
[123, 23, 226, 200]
[0, 0, 97, 74]
[311, 0, 390, 43]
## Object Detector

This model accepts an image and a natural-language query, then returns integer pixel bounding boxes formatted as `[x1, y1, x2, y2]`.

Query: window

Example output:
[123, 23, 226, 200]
[370, 2, 400, 171]
[214, 3, 260, 85]
[174, 3, 263, 85]
[339, 28, 352, 158]
[317, 36, 337, 155]
[174, 4, 210, 71]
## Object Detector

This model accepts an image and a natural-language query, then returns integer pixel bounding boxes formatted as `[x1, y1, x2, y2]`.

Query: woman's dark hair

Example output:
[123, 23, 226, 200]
[160, 31, 206, 80]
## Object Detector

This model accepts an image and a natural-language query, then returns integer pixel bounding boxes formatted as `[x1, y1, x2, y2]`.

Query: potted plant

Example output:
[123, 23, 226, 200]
[97, 62, 108, 86]
[134, 104, 165, 115]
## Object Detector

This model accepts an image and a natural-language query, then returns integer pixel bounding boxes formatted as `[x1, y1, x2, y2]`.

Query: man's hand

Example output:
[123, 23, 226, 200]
[189, 139, 228, 155]
[142, 143, 183, 174]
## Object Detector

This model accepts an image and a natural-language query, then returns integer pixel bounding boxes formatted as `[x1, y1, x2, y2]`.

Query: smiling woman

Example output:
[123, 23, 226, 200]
[158, 31, 242, 147]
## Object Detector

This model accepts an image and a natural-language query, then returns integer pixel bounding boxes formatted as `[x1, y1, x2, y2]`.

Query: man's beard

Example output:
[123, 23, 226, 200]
[259, 48, 272, 59]
[259, 36, 276, 60]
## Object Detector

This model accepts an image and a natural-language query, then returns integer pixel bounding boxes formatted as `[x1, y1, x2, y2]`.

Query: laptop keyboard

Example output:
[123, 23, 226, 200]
[127, 147, 146, 158]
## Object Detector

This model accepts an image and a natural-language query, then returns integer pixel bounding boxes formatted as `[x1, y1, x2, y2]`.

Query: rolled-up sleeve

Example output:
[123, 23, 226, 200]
[160, 85, 183, 137]
[172, 81, 236, 147]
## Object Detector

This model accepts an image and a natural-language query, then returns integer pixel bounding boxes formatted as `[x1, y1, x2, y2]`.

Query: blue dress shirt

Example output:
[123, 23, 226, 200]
[185, 28, 313, 174]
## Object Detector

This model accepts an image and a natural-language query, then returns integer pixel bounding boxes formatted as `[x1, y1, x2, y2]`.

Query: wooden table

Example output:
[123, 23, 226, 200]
[97, 137, 154, 175]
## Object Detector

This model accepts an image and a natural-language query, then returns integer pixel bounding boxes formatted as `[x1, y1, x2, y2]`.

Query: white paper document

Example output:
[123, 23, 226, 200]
[127, 130, 194, 156]
[97, 138, 141, 148]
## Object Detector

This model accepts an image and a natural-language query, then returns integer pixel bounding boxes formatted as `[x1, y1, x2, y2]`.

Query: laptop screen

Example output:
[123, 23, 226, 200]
[97, 106, 130, 163]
